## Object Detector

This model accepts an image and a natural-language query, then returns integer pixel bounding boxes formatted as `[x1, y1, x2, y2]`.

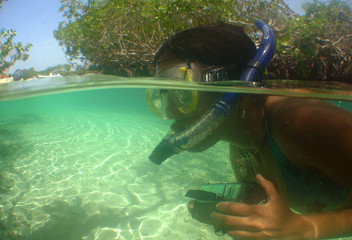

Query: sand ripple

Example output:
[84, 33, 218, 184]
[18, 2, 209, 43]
[0, 111, 234, 240]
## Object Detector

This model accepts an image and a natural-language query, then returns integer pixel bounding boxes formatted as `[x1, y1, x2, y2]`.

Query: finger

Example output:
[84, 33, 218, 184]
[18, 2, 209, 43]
[227, 230, 271, 240]
[211, 212, 259, 232]
[216, 201, 252, 216]
[188, 200, 195, 213]
[256, 174, 280, 202]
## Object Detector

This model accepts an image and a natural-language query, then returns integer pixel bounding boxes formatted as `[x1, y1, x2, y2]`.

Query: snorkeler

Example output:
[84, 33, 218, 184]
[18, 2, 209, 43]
[147, 21, 352, 239]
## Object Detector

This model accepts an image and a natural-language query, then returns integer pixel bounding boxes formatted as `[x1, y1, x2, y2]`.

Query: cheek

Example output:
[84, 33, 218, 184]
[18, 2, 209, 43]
[196, 93, 221, 110]
[165, 101, 183, 119]
[167, 92, 216, 119]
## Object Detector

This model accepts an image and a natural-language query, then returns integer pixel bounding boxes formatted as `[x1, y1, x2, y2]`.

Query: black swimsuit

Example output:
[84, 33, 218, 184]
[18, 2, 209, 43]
[264, 119, 349, 213]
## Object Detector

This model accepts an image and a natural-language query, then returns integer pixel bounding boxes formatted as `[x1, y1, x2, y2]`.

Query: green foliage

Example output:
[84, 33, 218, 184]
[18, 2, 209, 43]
[0, 28, 33, 74]
[270, 0, 352, 80]
[284, 0, 352, 57]
[17, 64, 72, 80]
[55, 0, 105, 63]
[20, 68, 37, 80]
[0, 0, 32, 74]
[55, 0, 294, 74]
[0, 0, 7, 9]
[40, 64, 71, 75]
[54, 0, 352, 80]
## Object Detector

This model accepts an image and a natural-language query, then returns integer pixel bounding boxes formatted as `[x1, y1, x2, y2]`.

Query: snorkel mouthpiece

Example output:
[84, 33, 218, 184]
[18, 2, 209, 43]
[149, 20, 276, 165]
[149, 100, 232, 165]
[149, 133, 181, 165]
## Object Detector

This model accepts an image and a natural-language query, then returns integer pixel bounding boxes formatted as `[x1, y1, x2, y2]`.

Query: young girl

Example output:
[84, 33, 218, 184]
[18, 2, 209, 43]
[148, 22, 352, 239]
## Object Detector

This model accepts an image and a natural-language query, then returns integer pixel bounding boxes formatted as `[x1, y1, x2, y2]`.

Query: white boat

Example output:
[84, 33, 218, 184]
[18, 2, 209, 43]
[0, 77, 13, 84]
[25, 76, 38, 81]
[37, 73, 62, 79]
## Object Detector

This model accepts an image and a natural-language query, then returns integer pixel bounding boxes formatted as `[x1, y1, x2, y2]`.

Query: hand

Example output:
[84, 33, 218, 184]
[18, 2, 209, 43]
[211, 174, 315, 239]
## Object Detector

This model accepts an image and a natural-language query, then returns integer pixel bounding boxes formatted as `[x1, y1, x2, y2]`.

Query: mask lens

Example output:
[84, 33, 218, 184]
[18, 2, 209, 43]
[146, 89, 168, 119]
[169, 89, 198, 114]
[146, 66, 199, 119]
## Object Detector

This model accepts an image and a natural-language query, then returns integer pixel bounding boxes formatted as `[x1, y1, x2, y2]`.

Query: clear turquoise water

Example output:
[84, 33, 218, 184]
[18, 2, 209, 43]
[0, 76, 351, 240]
[0, 84, 236, 240]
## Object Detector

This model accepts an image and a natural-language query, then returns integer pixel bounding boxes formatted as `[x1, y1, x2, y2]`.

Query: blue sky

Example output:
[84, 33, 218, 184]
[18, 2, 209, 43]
[0, 0, 312, 74]
[0, 0, 67, 73]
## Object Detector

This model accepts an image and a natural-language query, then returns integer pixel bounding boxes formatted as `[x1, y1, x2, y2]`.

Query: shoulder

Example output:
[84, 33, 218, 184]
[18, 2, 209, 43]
[263, 96, 352, 148]
[263, 96, 352, 187]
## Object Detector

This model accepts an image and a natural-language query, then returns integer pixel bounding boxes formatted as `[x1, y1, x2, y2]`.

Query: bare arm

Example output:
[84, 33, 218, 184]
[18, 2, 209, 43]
[212, 97, 352, 239]
[264, 96, 352, 187]
[304, 207, 352, 239]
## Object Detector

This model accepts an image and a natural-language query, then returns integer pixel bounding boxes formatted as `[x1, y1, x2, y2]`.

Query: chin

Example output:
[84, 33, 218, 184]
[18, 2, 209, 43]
[170, 111, 203, 132]
[170, 118, 193, 133]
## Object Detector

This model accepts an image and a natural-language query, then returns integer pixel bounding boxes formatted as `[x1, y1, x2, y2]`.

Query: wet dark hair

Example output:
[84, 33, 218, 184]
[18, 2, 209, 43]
[154, 22, 257, 80]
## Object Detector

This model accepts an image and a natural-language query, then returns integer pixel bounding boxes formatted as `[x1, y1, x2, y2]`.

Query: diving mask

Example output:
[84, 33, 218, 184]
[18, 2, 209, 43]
[146, 66, 229, 119]
[146, 67, 198, 119]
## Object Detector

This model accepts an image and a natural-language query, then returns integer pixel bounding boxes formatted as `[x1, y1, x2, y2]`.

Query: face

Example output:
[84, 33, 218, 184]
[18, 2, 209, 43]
[147, 61, 200, 120]
[147, 60, 223, 136]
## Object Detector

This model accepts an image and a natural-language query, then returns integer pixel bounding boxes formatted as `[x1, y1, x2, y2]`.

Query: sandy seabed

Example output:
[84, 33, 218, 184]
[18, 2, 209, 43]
[0, 110, 235, 240]
[2, 78, 352, 240]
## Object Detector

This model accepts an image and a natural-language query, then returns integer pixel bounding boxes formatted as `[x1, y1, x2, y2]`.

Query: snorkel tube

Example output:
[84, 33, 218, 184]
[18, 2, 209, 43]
[149, 20, 276, 165]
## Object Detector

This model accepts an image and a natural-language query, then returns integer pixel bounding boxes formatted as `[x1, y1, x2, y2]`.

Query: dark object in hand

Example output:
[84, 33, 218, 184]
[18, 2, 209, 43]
[185, 182, 266, 235]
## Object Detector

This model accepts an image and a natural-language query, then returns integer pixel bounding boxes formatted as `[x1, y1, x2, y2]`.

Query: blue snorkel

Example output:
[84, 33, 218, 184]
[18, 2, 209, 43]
[149, 20, 276, 165]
